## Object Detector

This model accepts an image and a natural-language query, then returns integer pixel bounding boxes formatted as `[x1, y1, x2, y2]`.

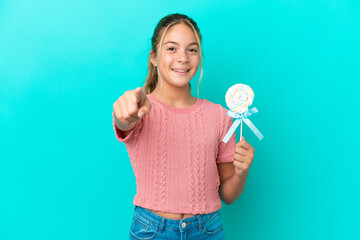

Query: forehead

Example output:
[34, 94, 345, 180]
[162, 23, 197, 44]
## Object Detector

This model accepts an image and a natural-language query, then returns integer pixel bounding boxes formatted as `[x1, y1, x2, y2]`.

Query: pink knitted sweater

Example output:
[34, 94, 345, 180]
[113, 94, 236, 214]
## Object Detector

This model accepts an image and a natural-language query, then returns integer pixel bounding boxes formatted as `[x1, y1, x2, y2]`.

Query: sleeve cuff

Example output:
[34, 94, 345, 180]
[113, 117, 141, 143]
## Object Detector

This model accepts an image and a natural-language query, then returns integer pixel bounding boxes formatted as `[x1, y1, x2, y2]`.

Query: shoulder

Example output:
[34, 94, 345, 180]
[202, 99, 233, 132]
[201, 98, 233, 142]
[201, 98, 228, 115]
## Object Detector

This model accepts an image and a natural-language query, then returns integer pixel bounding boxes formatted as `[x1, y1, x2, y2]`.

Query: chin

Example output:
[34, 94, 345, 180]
[171, 81, 191, 88]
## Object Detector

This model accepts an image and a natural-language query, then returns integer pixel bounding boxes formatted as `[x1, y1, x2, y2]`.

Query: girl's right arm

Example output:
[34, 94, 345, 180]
[113, 87, 152, 137]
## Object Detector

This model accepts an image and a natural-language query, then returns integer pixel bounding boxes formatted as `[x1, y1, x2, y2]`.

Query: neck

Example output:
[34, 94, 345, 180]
[151, 84, 197, 108]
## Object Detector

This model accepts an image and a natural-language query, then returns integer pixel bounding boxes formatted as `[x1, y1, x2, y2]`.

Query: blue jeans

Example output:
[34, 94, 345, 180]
[129, 206, 226, 239]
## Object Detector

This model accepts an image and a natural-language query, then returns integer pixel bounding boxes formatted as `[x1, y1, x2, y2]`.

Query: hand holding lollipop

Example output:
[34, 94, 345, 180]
[222, 83, 264, 143]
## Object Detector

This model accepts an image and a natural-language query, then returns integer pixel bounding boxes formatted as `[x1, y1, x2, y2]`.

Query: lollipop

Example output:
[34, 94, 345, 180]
[225, 84, 254, 114]
[222, 83, 263, 143]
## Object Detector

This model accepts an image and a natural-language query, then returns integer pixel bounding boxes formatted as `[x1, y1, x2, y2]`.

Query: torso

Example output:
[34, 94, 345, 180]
[149, 209, 196, 220]
[141, 95, 197, 221]
[135, 95, 209, 220]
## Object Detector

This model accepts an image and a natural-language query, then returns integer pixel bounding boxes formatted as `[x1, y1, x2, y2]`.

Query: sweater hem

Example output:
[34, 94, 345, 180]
[133, 199, 222, 215]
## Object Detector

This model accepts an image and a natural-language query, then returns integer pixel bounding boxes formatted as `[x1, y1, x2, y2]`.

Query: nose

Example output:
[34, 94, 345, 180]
[177, 50, 189, 63]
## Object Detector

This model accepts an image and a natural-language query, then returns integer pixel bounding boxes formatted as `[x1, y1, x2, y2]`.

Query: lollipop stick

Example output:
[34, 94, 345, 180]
[240, 119, 243, 141]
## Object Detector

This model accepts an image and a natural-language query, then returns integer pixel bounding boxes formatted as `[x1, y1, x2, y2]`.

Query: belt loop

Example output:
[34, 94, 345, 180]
[196, 215, 203, 231]
[158, 217, 166, 233]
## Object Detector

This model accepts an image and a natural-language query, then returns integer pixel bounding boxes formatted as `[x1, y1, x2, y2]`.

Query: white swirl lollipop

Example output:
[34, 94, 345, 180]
[224, 83, 255, 141]
[225, 84, 254, 114]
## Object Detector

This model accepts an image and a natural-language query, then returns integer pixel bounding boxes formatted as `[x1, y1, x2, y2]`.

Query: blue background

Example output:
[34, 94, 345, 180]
[1, 0, 359, 239]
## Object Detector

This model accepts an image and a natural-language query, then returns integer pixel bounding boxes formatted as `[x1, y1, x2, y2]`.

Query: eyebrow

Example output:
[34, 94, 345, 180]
[163, 41, 199, 47]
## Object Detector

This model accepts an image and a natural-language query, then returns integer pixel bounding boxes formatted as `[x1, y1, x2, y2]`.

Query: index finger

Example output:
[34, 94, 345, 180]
[133, 87, 147, 105]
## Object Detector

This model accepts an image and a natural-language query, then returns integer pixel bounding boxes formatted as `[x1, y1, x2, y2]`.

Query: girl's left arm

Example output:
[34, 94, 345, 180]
[217, 137, 255, 205]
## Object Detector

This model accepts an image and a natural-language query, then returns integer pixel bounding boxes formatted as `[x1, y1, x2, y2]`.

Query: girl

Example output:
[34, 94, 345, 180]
[113, 13, 255, 240]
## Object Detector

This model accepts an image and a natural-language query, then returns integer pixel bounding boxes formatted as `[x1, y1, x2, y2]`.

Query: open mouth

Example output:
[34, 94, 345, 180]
[172, 68, 190, 73]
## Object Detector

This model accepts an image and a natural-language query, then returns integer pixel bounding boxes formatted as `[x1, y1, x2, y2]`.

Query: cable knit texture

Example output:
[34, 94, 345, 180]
[113, 94, 236, 214]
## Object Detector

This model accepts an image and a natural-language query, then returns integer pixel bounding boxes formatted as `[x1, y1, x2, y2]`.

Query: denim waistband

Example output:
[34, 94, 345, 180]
[134, 205, 220, 232]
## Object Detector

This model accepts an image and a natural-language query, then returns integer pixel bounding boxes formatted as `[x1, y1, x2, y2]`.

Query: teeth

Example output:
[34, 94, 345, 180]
[173, 69, 189, 73]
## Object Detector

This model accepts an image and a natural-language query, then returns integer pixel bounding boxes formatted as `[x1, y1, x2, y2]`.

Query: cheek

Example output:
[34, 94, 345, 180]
[191, 55, 200, 66]
[159, 55, 174, 68]
[191, 61, 200, 73]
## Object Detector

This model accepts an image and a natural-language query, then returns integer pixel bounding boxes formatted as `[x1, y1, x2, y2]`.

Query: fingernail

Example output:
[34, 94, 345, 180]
[139, 111, 144, 118]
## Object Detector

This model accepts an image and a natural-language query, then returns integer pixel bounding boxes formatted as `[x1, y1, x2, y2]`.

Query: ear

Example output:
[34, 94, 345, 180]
[149, 50, 157, 67]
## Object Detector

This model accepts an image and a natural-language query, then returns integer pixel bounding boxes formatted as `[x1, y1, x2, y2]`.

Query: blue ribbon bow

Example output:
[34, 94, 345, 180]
[222, 107, 264, 143]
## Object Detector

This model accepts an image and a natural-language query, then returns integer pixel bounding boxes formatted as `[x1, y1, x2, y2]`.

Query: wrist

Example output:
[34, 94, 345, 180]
[113, 114, 136, 132]
[115, 121, 135, 132]
[235, 171, 249, 179]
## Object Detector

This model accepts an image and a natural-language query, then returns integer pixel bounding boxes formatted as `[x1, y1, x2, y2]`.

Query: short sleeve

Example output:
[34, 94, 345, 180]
[112, 112, 143, 144]
[216, 107, 236, 164]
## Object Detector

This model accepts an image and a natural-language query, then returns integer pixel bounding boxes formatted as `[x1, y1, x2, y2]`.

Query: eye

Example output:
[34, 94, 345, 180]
[188, 49, 198, 53]
[167, 47, 176, 51]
